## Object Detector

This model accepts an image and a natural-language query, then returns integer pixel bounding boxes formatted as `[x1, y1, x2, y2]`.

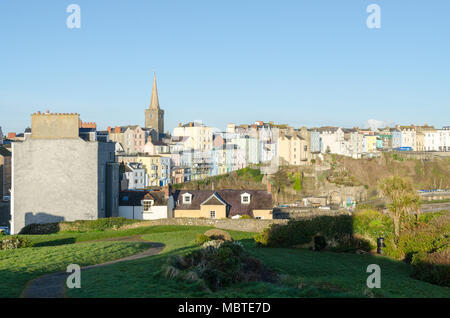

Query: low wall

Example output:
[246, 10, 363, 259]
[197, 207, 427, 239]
[121, 218, 288, 233]
[273, 208, 351, 219]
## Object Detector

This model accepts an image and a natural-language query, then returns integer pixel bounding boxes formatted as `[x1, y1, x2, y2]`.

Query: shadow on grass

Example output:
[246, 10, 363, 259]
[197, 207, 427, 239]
[33, 238, 76, 247]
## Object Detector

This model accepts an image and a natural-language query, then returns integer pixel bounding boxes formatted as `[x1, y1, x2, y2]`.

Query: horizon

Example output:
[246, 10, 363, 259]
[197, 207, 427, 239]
[1, 0, 450, 133]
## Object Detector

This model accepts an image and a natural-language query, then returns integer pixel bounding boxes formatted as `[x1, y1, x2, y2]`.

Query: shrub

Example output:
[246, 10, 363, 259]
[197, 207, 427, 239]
[204, 229, 233, 242]
[19, 222, 60, 235]
[164, 240, 277, 291]
[254, 215, 371, 252]
[240, 214, 252, 219]
[384, 213, 450, 261]
[411, 250, 450, 287]
[196, 234, 211, 245]
[19, 217, 141, 234]
[1, 236, 34, 250]
[313, 236, 327, 251]
[352, 209, 393, 248]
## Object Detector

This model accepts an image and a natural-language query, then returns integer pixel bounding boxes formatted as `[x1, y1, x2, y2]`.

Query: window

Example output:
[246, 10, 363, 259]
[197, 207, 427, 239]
[143, 200, 153, 212]
[241, 193, 250, 204]
[183, 193, 192, 204]
[210, 211, 216, 219]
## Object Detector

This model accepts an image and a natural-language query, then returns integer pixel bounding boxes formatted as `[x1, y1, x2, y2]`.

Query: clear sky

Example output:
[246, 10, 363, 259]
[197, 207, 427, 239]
[1, 0, 449, 134]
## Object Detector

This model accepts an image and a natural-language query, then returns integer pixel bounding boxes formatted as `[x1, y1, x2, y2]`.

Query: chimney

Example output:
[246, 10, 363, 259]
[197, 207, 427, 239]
[178, 123, 182, 127]
[107, 126, 111, 133]
[114, 126, 121, 133]
[7, 132, 16, 139]
[162, 185, 170, 198]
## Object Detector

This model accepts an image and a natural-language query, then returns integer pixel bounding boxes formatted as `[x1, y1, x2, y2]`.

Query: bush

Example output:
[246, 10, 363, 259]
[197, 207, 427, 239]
[19, 223, 60, 235]
[411, 250, 450, 287]
[196, 234, 211, 245]
[19, 217, 142, 234]
[204, 229, 233, 242]
[384, 213, 450, 261]
[1, 236, 34, 250]
[313, 236, 327, 251]
[240, 215, 252, 219]
[254, 215, 371, 252]
[352, 209, 393, 248]
[165, 240, 277, 291]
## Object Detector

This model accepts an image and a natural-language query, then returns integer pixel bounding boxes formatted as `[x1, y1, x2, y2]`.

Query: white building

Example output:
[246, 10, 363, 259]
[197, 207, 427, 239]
[399, 126, 417, 150]
[121, 162, 147, 190]
[118, 188, 174, 220]
[173, 121, 213, 151]
[437, 127, 450, 152]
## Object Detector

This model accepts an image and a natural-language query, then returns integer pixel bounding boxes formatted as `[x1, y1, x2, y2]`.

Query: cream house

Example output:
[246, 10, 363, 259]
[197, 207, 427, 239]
[277, 132, 310, 166]
[173, 189, 273, 219]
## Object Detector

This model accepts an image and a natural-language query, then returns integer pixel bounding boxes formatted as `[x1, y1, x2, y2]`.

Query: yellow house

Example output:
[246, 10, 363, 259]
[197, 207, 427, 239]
[173, 189, 273, 219]
[136, 155, 171, 186]
[364, 135, 377, 152]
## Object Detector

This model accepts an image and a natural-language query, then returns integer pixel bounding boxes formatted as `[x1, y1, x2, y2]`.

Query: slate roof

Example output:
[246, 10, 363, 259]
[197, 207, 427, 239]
[173, 189, 273, 218]
[0, 146, 11, 157]
[119, 190, 169, 206]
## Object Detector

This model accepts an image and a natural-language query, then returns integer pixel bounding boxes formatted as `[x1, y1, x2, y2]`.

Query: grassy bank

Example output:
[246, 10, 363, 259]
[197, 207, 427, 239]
[0, 241, 150, 298]
[65, 225, 450, 298]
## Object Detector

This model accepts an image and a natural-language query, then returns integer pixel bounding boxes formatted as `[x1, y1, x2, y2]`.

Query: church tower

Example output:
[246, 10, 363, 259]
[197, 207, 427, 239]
[145, 73, 164, 135]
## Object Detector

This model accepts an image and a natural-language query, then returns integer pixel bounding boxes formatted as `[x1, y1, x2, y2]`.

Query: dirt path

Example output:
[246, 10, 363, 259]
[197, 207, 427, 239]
[21, 236, 165, 298]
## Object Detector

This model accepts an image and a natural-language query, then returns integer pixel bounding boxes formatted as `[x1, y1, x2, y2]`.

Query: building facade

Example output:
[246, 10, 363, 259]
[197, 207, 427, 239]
[11, 112, 119, 234]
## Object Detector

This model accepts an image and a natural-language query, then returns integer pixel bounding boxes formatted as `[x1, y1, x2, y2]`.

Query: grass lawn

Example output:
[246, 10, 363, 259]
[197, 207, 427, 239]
[64, 226, 450, 298]
[0, 241, 150, 298]
[18, 225, 212, 246]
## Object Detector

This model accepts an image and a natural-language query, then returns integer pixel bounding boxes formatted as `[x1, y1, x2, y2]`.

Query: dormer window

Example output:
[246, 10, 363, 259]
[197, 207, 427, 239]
[241, 193, 251, 204]
[182, 193, 192, 204]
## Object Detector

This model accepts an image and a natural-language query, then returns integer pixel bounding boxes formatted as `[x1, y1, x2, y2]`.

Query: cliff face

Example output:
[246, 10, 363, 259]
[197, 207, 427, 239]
[174, 153, 450, 206]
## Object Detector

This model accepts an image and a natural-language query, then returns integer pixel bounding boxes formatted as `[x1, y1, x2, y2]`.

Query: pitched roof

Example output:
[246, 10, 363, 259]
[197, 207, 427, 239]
[0, 146, 11, 157]
[119, 190, 169, 206]
[173, 189, 273, 217]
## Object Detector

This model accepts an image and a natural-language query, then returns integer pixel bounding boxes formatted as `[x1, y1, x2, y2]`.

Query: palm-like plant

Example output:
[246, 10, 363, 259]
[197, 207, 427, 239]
[379, 176, 421, 245]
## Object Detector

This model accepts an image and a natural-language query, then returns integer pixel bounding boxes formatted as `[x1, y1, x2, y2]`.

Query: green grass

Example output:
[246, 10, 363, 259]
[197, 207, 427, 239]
[0, 241, 150, 298]
[18, 225, 213, 246]
[64, 226, 450, 298]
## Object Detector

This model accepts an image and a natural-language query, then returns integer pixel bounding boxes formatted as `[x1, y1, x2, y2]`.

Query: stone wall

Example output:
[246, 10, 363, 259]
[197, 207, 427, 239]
[273, 208, 351, 219]
[121, 218, 288, 233]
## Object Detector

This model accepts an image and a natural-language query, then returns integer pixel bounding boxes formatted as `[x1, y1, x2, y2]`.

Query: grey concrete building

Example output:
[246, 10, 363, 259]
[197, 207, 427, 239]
[11, 112, 119, 234]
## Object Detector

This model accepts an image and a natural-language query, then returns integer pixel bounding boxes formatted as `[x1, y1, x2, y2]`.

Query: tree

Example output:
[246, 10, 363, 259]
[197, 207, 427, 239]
[378, 176, 421, 244]
[270, 169, 289, 204]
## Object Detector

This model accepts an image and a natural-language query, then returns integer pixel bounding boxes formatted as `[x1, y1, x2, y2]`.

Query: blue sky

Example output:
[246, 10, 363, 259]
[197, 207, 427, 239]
[1, 0, 449, 133]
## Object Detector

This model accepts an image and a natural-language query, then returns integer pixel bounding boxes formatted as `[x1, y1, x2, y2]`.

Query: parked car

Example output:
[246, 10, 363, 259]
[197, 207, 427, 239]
[0, 226, 10, 235]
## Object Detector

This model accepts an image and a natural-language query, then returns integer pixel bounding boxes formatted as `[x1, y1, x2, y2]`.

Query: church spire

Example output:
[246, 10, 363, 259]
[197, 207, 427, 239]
[149, 73, 160, 110]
